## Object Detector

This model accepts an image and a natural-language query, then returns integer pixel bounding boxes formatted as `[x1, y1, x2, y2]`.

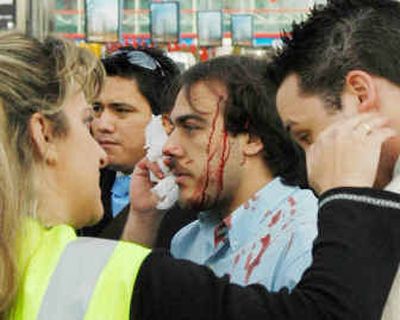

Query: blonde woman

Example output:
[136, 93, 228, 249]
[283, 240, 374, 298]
[0, 32, 399, 320]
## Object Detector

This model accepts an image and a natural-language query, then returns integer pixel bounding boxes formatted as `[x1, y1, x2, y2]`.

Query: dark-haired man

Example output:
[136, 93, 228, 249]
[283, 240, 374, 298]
[81, 46, 196, 247]
[124, 55, 319, 290]
[271, 0, 400, 318]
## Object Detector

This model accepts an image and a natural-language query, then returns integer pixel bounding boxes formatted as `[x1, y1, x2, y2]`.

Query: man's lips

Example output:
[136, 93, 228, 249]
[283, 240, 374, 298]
[171, 169, 192, 184]
[97, 139, 118, 147]
[163, 158, 192, 183]
[174, 173, 191, 184]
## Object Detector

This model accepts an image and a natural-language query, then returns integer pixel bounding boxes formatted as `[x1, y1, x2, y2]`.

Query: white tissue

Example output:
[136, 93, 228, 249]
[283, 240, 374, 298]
[151, 175, 180, 210]
[145, 115, 179, 210]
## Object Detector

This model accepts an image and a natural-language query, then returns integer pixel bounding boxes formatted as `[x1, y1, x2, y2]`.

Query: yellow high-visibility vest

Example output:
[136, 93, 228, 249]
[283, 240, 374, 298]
[8, 218, 150, 320]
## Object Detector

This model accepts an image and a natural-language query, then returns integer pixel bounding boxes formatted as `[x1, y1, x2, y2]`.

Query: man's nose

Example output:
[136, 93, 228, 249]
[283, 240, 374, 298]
[162, 134, 185, 158]
[93, 110, 115, 133]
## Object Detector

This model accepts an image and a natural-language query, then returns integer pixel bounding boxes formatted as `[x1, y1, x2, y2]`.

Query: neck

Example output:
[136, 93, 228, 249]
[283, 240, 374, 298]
[36, 173, 71, 228]
[224, 158, 274, 217]
[107, 164, 134, 175]
[374, 135, 400, 188]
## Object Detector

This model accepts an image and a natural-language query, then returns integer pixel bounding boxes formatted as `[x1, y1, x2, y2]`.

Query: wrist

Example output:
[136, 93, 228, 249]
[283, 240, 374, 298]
[122, 210, 165, 246]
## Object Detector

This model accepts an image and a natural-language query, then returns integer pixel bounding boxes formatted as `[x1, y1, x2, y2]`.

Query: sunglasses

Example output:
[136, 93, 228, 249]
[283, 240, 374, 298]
[111, 49, 165, 77]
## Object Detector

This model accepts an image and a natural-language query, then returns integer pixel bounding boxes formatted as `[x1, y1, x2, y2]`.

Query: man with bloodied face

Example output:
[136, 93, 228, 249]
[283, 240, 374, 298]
[124, 55, 318, 291]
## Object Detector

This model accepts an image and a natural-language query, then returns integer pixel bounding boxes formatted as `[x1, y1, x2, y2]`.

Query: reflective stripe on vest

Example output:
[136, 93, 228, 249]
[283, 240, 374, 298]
[37, 238, 117, 319]
[37, 237, 150, 320]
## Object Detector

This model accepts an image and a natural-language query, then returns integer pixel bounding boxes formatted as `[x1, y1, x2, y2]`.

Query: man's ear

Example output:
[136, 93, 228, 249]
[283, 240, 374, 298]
[345, 70, 379, 112]
[242, 133, 264, 157]
[29, 113, 57, 165]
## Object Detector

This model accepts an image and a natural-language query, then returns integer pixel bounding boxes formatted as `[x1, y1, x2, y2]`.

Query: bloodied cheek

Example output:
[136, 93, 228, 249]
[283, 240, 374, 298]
[190, 99, 231, 209]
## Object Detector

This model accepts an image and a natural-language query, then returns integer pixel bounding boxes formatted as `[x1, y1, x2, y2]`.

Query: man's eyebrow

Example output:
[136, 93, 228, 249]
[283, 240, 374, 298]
[109, 102, 135, 108]
[174, 114, 207, 125]
[91, 101, 134, 108]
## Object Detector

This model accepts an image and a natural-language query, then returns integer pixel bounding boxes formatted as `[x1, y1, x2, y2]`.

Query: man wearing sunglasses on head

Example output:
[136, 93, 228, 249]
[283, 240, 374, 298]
[80, 47, 197, 247]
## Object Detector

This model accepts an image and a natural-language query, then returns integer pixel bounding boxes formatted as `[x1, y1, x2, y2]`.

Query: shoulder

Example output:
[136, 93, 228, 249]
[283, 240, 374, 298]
[170, 218, 207, 257]
[171, 219, 201, 245]
[270, 185, 318, 245]
[289, 187, 318, 218]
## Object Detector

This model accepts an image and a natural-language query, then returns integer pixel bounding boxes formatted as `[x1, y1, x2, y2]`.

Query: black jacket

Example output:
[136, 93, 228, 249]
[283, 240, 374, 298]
[132, 188, 400, 320]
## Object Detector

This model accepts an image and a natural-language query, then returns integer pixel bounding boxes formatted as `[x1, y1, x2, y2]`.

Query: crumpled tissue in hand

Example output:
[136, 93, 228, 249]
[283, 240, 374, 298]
[144, 115, 179, 210]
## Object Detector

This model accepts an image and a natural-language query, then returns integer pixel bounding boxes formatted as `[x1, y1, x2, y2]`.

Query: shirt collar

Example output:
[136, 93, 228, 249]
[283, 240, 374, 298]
[198, 177, 299, 251]
[111, 172, 131, 197]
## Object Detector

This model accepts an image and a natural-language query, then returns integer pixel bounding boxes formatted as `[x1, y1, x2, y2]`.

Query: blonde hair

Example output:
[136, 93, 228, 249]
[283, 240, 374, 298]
[0, 32, 105, 317]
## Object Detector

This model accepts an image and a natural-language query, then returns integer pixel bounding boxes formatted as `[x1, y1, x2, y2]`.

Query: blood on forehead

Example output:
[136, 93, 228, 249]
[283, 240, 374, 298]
[183, 80, 228, 116]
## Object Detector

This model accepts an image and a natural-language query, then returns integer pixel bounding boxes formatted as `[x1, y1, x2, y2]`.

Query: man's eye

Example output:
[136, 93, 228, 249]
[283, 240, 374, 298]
[296, 133, 312, 146]
[182, 123, 200, 133]
[115, 108, 130, 113]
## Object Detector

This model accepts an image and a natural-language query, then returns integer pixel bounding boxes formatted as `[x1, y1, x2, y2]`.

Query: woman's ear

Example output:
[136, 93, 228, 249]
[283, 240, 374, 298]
[345, 70, 379, 113]
[29, 113, 57, 165]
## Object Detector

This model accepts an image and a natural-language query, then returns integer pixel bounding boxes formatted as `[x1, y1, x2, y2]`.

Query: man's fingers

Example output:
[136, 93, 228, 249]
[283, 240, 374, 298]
[134, 157, 164, 179]
[370, 127, 397, 145]
[317, 113, 387, 141]
[352, 116, 390, 136]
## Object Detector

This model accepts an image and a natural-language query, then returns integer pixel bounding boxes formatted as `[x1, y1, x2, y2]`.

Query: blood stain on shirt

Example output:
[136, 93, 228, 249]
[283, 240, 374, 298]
[288, 196, 297, 215]
[268, 210, 282, 228]
[233, 253, 241, 266]
[244, 234, 271, 284]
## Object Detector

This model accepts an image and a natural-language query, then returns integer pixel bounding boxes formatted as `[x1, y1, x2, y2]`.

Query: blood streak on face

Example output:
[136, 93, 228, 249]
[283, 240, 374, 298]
[217, 130, 231, 195]
[199, 99, 221, 205]
[190, 97, 231, 209]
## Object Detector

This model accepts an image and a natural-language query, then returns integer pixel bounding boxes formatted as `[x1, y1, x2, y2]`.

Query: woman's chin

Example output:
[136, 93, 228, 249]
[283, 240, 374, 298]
[78, 207, 104, 229]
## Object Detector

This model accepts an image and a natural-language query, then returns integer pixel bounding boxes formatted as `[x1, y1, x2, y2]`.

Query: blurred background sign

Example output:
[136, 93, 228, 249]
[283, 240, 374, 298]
[0, 0, 15, 30]
[150, 1, 179, 44]
[231, 14, 253, 47]
[197, 10, 223, 47]
[85, 0, 121, 42]
[18, 0, 330, 62]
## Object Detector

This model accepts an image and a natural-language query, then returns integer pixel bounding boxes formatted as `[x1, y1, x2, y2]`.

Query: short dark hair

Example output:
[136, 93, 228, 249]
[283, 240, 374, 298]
[271, 0, 400, 109]
[177, 55, 306, 187]
[102, 46, 180, 115]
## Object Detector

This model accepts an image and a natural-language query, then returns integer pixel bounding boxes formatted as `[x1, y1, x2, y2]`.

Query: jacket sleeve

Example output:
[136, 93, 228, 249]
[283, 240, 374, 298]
[131, 187, 400, 320]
